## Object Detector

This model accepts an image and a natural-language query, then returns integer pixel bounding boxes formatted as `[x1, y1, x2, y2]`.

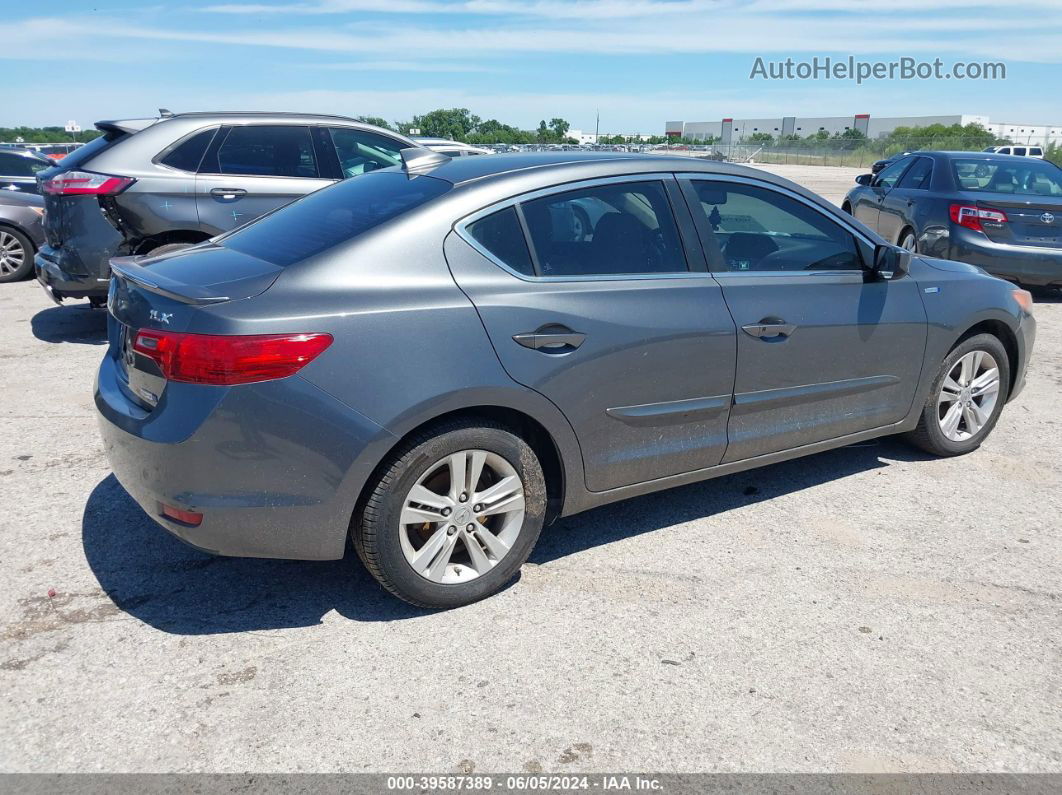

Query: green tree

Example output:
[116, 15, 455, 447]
[354, 116, 393, 131]
[405, 108, 482, 141]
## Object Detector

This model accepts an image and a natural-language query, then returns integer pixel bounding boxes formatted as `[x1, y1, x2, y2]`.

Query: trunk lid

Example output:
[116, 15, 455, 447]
[976, 197, 1062, 248]
[107, 244, 285, 411]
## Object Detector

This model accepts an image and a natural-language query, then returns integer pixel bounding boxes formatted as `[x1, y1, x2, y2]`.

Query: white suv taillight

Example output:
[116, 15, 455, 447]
[40, 170, 135, 196]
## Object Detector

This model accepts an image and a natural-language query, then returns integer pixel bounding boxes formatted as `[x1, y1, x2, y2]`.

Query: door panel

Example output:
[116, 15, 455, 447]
[681, 176, 928, 462]
[444, 233, 737, 493]
[714, 271, 927, 461]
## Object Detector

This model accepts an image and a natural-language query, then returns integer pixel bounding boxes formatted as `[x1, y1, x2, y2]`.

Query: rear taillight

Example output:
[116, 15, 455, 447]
[40, 170, 134, 196]
[949, 203, 1007, 232]
[132, 330, 333, 385]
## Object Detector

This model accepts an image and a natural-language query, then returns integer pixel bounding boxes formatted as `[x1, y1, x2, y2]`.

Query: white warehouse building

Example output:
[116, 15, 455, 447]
[664, 114, 1062, 146]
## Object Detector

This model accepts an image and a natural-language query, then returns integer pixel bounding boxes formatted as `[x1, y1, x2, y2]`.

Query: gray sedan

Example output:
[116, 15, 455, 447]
[844, 151, 1062, 288]
[97, 150, 1036, 608]
[0, 190, 45, 282]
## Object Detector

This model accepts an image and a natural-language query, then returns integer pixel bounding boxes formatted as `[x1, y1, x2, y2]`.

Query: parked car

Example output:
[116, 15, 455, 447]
[34, 111, 416, 306]
[844, 151, 1062, 288]
[984, 145, 1045, 159]
[0, 191, 45, 282]
[0, 148, 54, 194]
[871, 151, 912, 174]
[34, 143, 85, 161]
[413, 137, 493, 157]
[98, 150, 1035, 608]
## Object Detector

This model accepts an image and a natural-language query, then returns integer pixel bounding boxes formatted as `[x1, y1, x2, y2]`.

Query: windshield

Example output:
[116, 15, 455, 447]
[221, 171, 451, 266]
[953, 158, 1062, 196]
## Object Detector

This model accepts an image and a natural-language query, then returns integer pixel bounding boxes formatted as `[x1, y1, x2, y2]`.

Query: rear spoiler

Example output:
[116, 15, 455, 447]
[95, 118, 160, 136]
[110, 257, 231, 305]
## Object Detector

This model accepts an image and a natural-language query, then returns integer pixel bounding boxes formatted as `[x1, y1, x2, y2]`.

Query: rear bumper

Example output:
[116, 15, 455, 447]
[35, 245, 111, 300]
[950, 231, 1062, 287]
[95, 352, 397, 561]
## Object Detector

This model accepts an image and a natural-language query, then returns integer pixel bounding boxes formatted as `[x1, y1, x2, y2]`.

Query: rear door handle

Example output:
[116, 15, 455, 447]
[210, 188, 247, 200]
[513, 325, 586, 352]
[742, 319, 796, 339]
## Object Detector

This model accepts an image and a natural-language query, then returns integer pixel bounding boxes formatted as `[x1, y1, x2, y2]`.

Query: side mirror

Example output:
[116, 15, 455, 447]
[855, 173, 873, 186]
[873, 244, 911, 281]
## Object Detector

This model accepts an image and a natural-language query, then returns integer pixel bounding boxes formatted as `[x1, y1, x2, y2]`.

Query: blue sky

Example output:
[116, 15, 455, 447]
[4, 0, 1061, 134]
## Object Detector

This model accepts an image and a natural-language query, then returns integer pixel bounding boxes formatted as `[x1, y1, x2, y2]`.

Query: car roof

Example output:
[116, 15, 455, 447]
[423, 151, 778, 185]
[94, 112, 416, 142]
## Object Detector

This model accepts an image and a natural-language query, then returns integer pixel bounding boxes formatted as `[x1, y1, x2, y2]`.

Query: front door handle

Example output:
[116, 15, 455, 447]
[210, 187, 247, 200]
[742, 319, 796, 339]
[513, 325, 586, 352]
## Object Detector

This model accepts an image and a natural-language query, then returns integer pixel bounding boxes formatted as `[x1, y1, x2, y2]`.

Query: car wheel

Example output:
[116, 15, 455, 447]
[0, 227, 34, 282]
[904, 333, 1010, 457]
[571, 205, 592, 242]
[841, 202, 853, 215]
[899, 229, 918, 253]
[354, 419, 546, 608]
[146, 242, 194, 257]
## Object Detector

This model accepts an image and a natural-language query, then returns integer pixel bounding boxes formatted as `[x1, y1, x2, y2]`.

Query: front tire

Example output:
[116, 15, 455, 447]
[899, 229, 918, 253]
[354, 419, 546, 608]
[904, 334, 1010, 456]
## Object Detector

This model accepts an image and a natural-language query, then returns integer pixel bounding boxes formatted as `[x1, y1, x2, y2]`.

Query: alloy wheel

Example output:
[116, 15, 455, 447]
[901, 232, 917, 252]
[0, 231, 25, 276]
[399, 449, 526, 584]
[937, 350, 1000, 442]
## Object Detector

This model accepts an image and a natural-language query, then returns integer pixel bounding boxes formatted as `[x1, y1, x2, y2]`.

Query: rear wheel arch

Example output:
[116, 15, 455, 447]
[354, 405, 568, 528]
[133, 230, 212, 255]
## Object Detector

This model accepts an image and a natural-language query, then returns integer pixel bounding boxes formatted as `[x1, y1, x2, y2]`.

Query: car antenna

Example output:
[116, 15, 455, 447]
[399, 146, 450, 175]
[158, 108, 174, 118]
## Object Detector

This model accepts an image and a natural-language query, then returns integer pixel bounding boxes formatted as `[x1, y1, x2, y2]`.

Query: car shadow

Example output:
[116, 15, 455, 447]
[83, 439, 930, 634]
[1030, 287, 1062, 305]
[81, 475, 431, 634]
[31, 304, 107, 345]
[530, 437, 929, 564]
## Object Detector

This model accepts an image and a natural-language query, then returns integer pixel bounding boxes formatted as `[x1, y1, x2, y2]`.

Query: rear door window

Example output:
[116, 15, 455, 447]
[1013, 147, 1027, 157]
[220, 171, 451, 266]
[897, 157, 933, 190]
[518, 181, 688, 277]
[329, 128, 404, 178]
[215, 126, 318, 178]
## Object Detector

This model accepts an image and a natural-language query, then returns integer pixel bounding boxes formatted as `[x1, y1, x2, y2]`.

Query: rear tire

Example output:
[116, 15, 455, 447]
[353, 419, 546, 609]
[904, 334, 1010, 457]
[0, 226, 35, 282]
[899, 229, 918, 253]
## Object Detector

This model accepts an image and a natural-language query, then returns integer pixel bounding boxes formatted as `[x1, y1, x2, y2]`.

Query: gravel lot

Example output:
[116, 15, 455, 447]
[2, 165, 1060, 774]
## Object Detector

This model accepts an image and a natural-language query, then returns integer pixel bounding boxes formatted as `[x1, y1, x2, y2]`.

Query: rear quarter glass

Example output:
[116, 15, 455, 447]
[51, 133, 127, 169]
[220, 171, 452, 267]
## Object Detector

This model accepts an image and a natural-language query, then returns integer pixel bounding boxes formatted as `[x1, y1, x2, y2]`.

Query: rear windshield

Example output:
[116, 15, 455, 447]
[58, 132, 127, 169]
[953, 158, 1062, 196]
[220, 171, 451, 266]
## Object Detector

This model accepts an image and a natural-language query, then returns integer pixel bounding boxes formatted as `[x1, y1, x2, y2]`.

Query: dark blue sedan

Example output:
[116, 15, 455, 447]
[844, 152, 1062, 288]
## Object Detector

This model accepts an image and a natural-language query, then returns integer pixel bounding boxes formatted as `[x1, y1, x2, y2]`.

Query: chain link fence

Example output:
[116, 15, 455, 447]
[658, 136, 1060, 168]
